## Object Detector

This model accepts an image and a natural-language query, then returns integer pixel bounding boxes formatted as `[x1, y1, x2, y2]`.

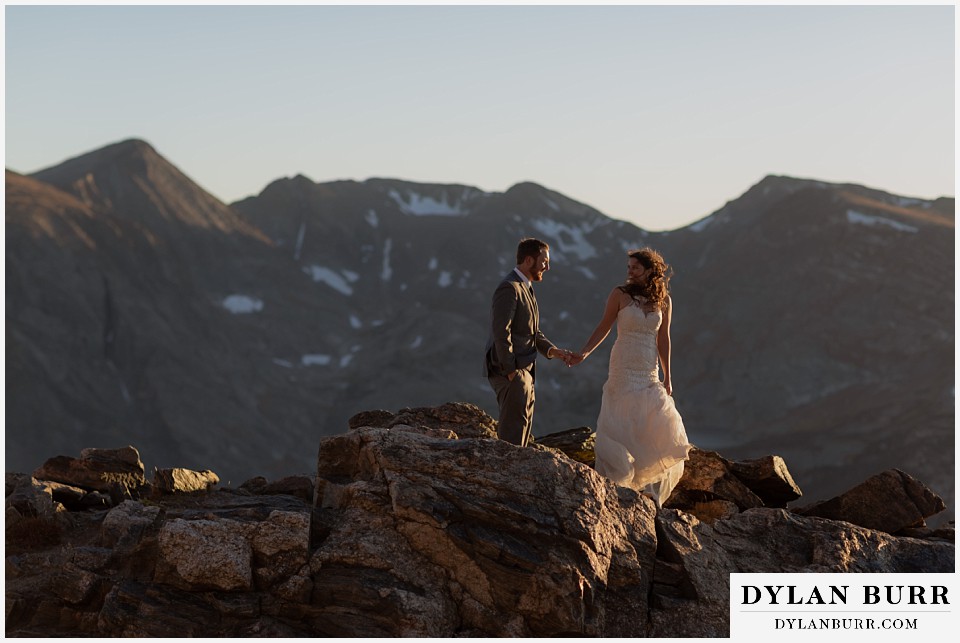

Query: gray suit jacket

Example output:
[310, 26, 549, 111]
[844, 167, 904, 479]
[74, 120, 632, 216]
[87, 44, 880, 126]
[484, 271, 557, 380]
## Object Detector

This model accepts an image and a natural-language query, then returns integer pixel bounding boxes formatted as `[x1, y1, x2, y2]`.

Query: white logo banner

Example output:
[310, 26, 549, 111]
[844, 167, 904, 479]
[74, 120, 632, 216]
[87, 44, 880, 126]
[731, 573, 956, 639]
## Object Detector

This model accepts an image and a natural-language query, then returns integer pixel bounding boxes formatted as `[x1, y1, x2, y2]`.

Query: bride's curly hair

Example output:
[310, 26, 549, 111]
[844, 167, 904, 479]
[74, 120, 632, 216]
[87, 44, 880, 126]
[619, 247, 673, 312]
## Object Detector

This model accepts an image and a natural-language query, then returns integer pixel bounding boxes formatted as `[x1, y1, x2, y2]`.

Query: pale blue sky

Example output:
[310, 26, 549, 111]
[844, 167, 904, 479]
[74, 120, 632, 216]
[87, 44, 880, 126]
[4, 4, 955, 230]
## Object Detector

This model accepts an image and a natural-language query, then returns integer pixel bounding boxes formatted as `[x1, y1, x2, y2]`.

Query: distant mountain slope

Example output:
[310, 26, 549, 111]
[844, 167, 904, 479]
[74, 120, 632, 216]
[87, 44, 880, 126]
[5, 140, 953, 521]
[658, 176, 954, 511]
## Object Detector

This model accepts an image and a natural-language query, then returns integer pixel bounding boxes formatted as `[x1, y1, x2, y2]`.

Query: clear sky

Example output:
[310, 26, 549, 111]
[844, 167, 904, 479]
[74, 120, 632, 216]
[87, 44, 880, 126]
[3, 3, 955, 231]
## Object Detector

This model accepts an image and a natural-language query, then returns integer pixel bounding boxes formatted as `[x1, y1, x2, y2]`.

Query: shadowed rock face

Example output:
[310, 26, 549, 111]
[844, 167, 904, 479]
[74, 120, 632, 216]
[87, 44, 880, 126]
[5, 405, 954, 637]
[312, 424, 656, 636]
[795, 469, 947, 533]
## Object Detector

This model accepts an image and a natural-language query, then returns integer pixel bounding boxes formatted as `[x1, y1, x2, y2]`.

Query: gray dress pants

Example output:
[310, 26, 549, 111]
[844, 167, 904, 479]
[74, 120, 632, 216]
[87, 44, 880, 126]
[488, 368, 535, 447]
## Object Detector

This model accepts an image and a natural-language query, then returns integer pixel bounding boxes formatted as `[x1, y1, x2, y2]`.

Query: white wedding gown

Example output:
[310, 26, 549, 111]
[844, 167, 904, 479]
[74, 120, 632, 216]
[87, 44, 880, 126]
[594, 303, 691, 506]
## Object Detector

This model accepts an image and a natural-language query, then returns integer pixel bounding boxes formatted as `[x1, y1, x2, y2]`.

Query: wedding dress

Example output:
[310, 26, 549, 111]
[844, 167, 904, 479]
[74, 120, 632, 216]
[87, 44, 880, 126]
[594, 302, 691, 506]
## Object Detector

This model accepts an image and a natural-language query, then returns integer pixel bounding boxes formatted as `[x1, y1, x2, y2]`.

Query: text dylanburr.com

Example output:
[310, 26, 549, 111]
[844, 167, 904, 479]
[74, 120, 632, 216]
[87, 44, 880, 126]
[730, 573, 956, 639]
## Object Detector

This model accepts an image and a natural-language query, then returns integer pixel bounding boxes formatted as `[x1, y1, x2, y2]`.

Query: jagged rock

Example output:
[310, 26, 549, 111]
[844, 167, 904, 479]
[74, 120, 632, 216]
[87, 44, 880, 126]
[152, 506, 311, 595]
[33, 446, 146, 496]
[347, 402, 498, 439]
[897, 522, 955, 542]
[40, 480, 89, 510]
[239, 476, 268, 494]
[156, 518, 254, 591]
[80, 491, 112, 510]
[727, 454, 802, 507]
[534, 426, 596, 465]
[49, 563, 103, 605]
[650, 507, 955, 636]
[236, 475, 313, 502]
[794, 469, 946, 534]
[3, 406, 955, 638]
[685, 499, 740, 525]
[6, 476, 66, 521]
[313, 424, 656, 636]
[347, 409, 396, 430]
[69, 547, 114, 573]
[100, 500, 161, 552]
[665, 448, 764, 511]
[262, 476, 314, 503]
[6, 505, 23, 528]
[152, 467, 219, 494]
[7, 472, 27, 497]
[251, 511, 311, 587]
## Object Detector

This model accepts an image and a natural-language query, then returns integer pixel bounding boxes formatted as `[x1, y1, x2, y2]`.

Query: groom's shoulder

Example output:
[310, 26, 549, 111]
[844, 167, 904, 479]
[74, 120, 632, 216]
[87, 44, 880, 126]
[496, 272, 522, 288]
[492, 273, 522, 296]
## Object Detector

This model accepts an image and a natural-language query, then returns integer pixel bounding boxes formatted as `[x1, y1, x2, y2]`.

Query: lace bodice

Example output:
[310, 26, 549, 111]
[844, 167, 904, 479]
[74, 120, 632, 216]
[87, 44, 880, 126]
[607, 304, 661, 389]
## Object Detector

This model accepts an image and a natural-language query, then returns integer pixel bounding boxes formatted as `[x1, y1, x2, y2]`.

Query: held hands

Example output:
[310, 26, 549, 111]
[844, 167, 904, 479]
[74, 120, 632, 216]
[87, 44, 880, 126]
[549, 347, 585, 368]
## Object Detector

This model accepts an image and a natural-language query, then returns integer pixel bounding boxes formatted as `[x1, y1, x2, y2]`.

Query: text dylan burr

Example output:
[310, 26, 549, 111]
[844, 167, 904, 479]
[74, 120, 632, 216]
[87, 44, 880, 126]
[742, 585, 949, 606]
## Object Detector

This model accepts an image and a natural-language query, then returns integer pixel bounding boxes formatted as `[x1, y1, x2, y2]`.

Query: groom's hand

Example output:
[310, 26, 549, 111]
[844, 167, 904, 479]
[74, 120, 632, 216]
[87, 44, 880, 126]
[549, 347, 571, 365]
[566, 352, 585, 367]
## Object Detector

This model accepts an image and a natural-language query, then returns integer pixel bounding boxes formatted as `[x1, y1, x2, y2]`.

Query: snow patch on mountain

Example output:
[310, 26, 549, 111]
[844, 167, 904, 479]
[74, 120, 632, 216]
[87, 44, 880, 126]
[689, 216, 714, 232]
[301, 354, 332, 366]
[438, 271, 453, 288]
[222, 295, 263, 314]
[349, 315, 362, 329]
[890, 196, 929, 209]
[388, 189, 467, 216]
[339, 355, 353, 367]
[272, 358, 294, 368]
[410, 335, 423, 349]
[382, 238, 393, 281]
[530, 219, 597, 260]
[366, 209, 379, 227]
[574, 266, 597, 280]
[304, 266, 357, 295]
[619, 239, 648, 253]
[428, 257, 438, 270]
[846, 210, 919, 233]
[294, 220, 306, 260]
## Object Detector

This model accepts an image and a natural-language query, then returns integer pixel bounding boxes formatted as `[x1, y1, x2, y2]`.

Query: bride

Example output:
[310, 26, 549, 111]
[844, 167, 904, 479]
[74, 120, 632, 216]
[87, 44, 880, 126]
[571, 248, 691, 506]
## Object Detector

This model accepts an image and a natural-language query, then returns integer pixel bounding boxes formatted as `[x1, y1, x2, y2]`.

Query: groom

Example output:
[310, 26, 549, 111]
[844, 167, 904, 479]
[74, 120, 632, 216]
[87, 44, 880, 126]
[484, 238, 573, 447]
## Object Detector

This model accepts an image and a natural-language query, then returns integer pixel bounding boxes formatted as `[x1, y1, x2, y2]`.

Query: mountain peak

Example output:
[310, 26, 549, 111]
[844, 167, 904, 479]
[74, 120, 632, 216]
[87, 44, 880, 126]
[504, 181, 548, 196]
[31, 137, 166, 189]
[108, 137, 157, 155]
[27, 138, 269, 240]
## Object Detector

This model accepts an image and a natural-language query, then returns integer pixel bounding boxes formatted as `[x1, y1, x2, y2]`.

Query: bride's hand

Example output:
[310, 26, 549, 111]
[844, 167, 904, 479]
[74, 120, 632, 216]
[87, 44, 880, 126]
[663, 379, 673, 396]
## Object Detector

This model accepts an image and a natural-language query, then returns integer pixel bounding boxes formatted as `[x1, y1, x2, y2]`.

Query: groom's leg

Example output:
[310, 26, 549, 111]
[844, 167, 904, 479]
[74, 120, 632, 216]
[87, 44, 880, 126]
[489, 370, 535, 446]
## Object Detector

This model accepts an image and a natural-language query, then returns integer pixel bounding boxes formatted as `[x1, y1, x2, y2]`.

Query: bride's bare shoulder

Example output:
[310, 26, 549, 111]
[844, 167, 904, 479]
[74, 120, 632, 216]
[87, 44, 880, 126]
[608, 286, 633, 309]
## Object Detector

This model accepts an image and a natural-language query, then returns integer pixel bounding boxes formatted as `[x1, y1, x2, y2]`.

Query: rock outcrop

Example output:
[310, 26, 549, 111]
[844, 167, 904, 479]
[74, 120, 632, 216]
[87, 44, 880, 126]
[794, 468, 947, 534]
[32, 446, 148, 500]
[533, 426, 596, 465]
[152, 467, 220, 495]
[5, 404, 953, 637]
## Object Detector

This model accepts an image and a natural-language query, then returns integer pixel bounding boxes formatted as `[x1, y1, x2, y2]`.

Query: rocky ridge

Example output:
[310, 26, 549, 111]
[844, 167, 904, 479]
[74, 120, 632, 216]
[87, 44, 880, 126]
[5, 404, 952, 637]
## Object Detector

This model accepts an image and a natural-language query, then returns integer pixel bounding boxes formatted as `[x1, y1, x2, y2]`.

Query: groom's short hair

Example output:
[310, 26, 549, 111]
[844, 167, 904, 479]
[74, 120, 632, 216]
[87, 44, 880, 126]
[517, 238, 549, 265]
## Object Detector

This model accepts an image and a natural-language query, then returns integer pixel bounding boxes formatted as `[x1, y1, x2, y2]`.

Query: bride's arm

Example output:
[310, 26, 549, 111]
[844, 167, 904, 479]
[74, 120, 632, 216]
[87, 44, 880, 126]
[575, 288, 622, 361]
[657, 295, 673, 395]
